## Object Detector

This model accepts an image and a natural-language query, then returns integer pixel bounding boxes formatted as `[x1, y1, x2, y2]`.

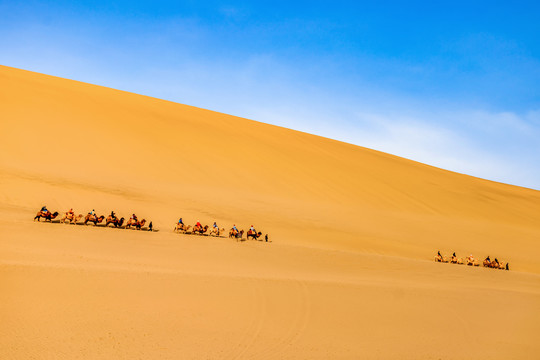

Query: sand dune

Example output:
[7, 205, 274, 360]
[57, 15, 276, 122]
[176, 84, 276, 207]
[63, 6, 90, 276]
[1, 65, 540, 359]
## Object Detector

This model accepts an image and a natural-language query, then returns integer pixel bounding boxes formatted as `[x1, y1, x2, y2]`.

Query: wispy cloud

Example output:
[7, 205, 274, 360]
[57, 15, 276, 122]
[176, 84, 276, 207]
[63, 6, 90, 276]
[339, 109, 540, 189]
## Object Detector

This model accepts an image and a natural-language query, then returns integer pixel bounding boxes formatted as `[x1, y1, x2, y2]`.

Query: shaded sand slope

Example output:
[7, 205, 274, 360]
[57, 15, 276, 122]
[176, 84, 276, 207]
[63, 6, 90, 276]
[2, 65, 540, 271]
[1, 65, 540, 359]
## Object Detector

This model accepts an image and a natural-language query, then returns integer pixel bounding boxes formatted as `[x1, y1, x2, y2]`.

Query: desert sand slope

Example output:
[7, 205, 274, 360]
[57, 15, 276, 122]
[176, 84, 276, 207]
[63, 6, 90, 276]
[1, 65, 540, 270]
[1, 65, 540, 359]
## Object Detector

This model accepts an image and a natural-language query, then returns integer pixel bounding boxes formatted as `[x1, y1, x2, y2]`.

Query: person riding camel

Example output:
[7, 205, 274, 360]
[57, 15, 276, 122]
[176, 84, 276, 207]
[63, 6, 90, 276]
[232, 224, 238, 235]
[436, 251, 443, 261]
[41, 205, 49, 215]
[110, 211, 116, 219]
[250, 225, 255, 233]
[176, 218, 185, 230]
[195, 220, 202, 231]
[128, 214, 138, 226]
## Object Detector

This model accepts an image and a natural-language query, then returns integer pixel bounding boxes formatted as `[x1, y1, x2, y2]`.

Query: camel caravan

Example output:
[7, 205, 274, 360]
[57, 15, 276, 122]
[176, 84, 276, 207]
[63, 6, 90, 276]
[173, 218, 268, 242]
[481, 256, 509, 270]
[33, 207, 270, 242]
[173, 219, 219, 236]
[34, 206, 154, 231]
[435, 251, 509, 270]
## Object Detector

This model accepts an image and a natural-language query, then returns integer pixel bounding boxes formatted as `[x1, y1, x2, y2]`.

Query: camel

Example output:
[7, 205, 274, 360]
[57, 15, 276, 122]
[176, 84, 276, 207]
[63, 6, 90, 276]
[448, 252, 462, 264]
[434, 252, 448, 263]
[34, 211, 59, 222]
[466, 255, 479, 266]
[60, 212, 72, 223]
[60, 212, 83, 224]
[247, 229, 262, 240]
[135, 219, 146, 230]
[209, 227, 225, 237]
[192, 224, 209, 235]
[105, 216, 125, 228]
[73, 214, 84, 224]
[229, 229, 244, 241]
[174, 223, 191, 233]
[125, 218, 146, 230]
[84, 214, 105, 225]
[434, 255, 447, 263]
[480, 256, 508, 270]
[489, 259, 507, 270]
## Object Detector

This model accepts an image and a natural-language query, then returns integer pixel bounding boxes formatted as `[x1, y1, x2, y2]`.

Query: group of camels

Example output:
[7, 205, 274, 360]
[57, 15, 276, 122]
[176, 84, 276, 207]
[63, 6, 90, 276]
[173, 222, 264, 241]
[34, 209, 149, 230]
[435, 251, 509, 270]
[174, 223, 220, 236]
[33, 208, 266, 241]
[173, 222, 268, 241]
[237, 229, 264, 241]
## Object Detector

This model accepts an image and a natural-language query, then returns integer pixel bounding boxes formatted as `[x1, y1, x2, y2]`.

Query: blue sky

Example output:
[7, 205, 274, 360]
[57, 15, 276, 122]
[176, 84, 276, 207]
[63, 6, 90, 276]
[2, 1, 539, 189]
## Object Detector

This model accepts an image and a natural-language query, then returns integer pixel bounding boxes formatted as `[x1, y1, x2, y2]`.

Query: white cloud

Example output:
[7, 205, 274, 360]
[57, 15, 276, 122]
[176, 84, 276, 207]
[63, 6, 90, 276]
[337, 109, 540, 189]
[2, 21, 539, 190]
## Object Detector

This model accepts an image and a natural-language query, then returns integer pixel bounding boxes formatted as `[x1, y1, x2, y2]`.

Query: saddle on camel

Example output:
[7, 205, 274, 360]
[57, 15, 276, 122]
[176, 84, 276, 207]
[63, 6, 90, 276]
[229, 229, 244, 240]
[209, 225, 225, 237]
[125, 217, 146, 230]
[60, 209, 83, 224]
[434, 251, 448, 263]
[105, 215, 125, 228]
[247, 229, 262, 240]
[174, 223, 191, 233]
[466, 254, 479, 266]
[450, 252, 463, 264]
[84, 213, 105, 225]
[192, 224, 209, 235]
[34, 207, 59, 222]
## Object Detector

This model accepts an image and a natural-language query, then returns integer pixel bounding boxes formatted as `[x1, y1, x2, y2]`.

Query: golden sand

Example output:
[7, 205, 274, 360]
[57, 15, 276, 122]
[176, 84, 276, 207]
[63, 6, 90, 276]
[1, 65, 539, 359]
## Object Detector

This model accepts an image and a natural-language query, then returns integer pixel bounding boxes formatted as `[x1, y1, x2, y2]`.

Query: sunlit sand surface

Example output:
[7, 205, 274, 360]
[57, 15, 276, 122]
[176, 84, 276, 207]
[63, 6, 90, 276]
[1, 65, 539, 359]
